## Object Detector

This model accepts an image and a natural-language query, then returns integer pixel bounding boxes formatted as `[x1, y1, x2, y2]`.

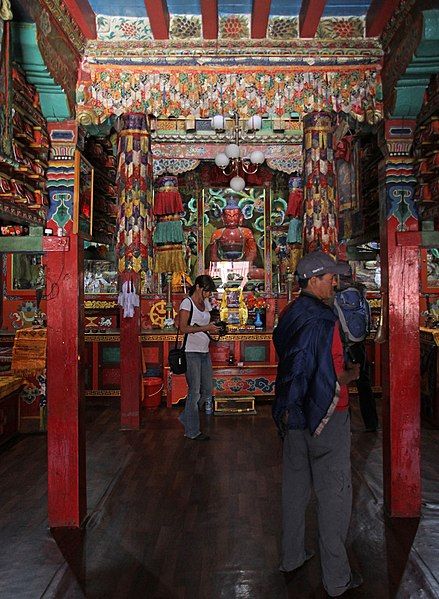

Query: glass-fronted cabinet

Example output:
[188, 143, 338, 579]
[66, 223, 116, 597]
[84, 259, 117, 294]
[84, 243, 117, 294]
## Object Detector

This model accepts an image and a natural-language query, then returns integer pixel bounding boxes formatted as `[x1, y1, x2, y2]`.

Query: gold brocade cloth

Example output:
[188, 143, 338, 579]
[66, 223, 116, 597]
[11, 328, 47, 373]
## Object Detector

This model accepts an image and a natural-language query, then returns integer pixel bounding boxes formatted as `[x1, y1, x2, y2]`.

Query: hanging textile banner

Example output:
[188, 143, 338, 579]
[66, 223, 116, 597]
[116, 112, 150, 273]
[77, 65, 383, 125]
[302, 111, 338, 255]
[0, 17, 13, 160]
[153, 175, 186, 274]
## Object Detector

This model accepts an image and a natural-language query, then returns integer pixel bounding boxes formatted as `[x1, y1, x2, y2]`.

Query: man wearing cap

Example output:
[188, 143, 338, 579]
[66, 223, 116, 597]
[273, 250, 362, 597]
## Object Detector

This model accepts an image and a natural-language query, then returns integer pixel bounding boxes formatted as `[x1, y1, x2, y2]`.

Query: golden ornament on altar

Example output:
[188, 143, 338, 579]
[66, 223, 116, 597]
[219, 286, 248, 329]
[149, 300, 177, 329]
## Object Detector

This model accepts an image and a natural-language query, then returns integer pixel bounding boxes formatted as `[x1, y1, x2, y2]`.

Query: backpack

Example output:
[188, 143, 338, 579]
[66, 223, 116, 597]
[334, 287, 371, 344]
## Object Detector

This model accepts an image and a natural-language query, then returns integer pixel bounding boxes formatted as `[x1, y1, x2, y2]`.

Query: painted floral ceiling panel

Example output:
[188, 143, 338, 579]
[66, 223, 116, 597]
[85, 0, 389, 42]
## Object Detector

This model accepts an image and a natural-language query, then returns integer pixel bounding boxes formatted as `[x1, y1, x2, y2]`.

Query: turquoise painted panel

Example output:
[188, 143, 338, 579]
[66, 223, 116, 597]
[11, 23, 70, 121]
[102, 346, 120, 364]
[392, 10, 439, 118]
[243, 345, 267, 362]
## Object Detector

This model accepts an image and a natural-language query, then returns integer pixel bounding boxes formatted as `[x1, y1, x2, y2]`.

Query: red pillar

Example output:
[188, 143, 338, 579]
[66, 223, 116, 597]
[45, 122, 86, 527]
[44, 235, 86, 526]
[380, 120, 421, 517]
[120, 273, 141, 430]
[116, 114, 150, 430]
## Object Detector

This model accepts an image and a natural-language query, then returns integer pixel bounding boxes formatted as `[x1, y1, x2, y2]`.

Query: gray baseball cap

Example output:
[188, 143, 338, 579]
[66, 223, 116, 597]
[296, 251, 350, 279]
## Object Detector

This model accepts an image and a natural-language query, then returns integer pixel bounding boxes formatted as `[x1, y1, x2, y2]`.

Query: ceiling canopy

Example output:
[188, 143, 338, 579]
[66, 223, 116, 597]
[62, 0, 402, 42]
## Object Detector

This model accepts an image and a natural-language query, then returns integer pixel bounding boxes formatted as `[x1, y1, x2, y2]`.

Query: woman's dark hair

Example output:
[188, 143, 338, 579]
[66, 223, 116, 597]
[188, 274, 216, 296]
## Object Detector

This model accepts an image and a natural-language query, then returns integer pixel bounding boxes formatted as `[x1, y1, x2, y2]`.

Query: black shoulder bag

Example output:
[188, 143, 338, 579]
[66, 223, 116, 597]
[168, 300, 193, 375]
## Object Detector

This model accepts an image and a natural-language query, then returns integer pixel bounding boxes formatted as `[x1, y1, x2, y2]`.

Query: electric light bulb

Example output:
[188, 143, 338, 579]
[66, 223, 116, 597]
[225, 143, 240, 159]
[230, 176, 245, 192]
[250, 150, 265, 164]
[215, 153, 229, 168]
[211, 115, 226, 131]
[246, 115, 262, 131]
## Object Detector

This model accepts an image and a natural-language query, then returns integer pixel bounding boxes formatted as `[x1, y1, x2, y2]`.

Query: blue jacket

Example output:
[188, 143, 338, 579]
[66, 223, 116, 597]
[272, 292, 339, 436]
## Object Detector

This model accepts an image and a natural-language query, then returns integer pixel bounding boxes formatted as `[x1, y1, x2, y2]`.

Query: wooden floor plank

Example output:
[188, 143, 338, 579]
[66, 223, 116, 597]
[0, 399, 438, 598]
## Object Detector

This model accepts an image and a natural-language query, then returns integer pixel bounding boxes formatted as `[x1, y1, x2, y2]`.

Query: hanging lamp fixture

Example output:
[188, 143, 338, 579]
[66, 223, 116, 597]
[212, 113, 265, 192]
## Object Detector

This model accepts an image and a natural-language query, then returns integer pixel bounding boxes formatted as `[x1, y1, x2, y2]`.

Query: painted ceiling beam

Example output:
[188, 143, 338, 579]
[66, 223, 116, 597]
[251, 0, 271, 38]
[200, 0, 218, 39]
[61, 0, 96, 39]
[366, 0, 401, 37]
[144, 0, 170, 39]
[299, 0, 327, 38]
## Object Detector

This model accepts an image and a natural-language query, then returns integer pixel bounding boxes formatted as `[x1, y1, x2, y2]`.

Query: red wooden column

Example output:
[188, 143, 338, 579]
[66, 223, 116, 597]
[116, 114, 150, 429]
[45, 122, 86, 527]
[119, 273, 141, 430]
[379, 119, 421, 518]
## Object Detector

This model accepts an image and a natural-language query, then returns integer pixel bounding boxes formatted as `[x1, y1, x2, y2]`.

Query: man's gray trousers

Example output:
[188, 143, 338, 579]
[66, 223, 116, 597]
[281, 410, 353, 596]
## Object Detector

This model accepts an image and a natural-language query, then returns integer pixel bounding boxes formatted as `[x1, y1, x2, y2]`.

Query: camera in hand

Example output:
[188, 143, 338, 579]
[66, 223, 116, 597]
[215, 321, 228, 336]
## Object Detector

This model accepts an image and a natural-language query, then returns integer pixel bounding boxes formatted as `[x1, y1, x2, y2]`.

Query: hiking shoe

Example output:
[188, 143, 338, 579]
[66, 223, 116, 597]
[279, 550, 315, 573]
[347, 571, 363, 590]
[327, 571, 363, 597]
[188, 432, 210, 441]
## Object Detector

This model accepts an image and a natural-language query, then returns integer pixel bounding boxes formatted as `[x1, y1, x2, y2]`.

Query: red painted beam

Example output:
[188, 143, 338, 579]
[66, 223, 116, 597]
[61, 0, 97, 39]
[251, 0, 271, 39]
[299, 0, 327, 38]
[144, 0, 170, 39]
[366, 0, 401, 38]
[200, 0, 218, 39]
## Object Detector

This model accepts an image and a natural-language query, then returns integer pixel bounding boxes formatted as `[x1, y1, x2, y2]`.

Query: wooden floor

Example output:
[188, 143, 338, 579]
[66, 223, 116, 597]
[0, 398, 438, 599]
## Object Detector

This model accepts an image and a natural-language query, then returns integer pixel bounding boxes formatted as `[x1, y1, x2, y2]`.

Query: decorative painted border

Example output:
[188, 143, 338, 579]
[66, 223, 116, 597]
[84, 390, 120, 396]
[84, 300, 118, 309]
[40, 0, 85, 52]
[153, 158, 200, 176]
[381, 0, 418, 48]
[151, 143, 303, 161]
[0, 202, 45, 225]
[84, 37, 382, 64]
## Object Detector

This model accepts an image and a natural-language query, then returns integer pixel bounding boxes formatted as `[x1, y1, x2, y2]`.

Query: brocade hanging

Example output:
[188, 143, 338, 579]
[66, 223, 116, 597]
[153, 175, 186, 273]
[115, 113, 150, 273]
[77, 66, 383, 124]
[0, 18, 13, 160]
[302, 112, 338, 255]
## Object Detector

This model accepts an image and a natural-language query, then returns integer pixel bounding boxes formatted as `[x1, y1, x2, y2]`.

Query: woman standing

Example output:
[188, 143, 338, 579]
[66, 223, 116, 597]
[178, 275, 220, 441]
